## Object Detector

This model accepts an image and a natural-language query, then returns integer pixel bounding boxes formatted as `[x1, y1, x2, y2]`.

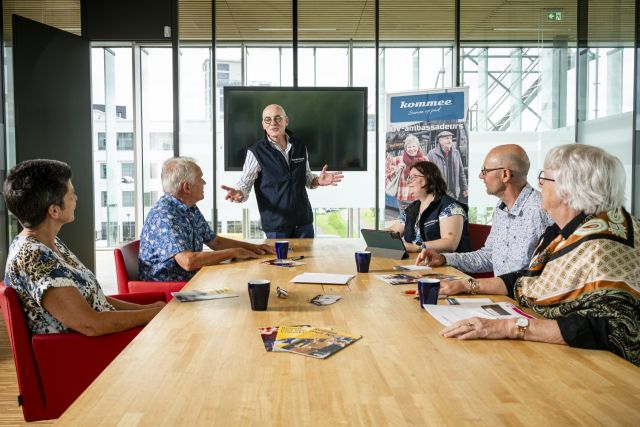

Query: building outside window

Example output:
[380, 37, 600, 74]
[100, 191, 108, 207]
[100, 163, 107, 179]
[98, 132, 106, 150]
[121, 162, 134, 179]
[122, 191, 134, 207]
[150, 132, 173, 150]
[116, 132, 134, 150]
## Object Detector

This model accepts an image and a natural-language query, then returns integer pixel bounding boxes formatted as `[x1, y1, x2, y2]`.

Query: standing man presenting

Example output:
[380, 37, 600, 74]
[221, 104, 343, 238]
[417, 144, 552, 276]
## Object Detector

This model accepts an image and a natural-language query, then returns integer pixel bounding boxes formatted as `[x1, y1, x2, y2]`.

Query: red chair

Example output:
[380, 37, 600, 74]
[468, 223, 493, 279]
[114, 239, 186, 301]
[0, 281, 165, 421]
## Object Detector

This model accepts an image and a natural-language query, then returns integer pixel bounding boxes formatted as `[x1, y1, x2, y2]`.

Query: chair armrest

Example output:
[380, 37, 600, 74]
[109, 291, 167, 304]
[31, 327, 143, 416]
[128, 281, 187, 302]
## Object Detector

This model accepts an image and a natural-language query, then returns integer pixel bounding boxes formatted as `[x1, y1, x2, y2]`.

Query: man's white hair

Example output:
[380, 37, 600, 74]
[161, 157, 199, 195]
[544, 144, 625, 215]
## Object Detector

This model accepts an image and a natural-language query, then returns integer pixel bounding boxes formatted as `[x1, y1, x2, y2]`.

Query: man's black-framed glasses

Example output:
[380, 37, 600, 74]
[480, 166, 505, 177]
[537, 171, 555, 185]
[263, 115, 286, 124]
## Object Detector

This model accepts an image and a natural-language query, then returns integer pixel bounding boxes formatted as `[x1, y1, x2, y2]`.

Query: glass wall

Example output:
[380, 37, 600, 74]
[461, 0, 578, 224]
[3, 1, 639, 275]
[577, 0, 635, 208]
[91, 47, 135, 248]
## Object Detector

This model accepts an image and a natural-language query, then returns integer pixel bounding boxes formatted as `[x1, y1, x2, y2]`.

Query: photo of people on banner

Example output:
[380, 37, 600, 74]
[385, 88, 469, 220]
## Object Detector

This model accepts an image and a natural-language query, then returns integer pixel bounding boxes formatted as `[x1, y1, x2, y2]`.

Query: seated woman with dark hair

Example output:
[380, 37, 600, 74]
[439, 144, 639, 366]
[387, 161, 470, 253]
[3, 159, 165, 336]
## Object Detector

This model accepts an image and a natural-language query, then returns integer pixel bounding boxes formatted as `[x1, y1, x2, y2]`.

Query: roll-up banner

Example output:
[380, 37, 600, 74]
[384, 87, 469, 222]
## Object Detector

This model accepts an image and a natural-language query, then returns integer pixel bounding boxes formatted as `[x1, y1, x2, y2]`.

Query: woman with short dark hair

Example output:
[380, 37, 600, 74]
[387, 160, 470, 253]
[3, 159, 164, 336]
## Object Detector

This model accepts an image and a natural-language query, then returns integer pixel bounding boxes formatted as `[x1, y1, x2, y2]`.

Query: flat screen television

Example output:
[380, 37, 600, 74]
[223, 87, 368, 171]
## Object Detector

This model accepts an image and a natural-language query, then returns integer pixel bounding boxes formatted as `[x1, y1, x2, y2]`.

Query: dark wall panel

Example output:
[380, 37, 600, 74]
[81, 0, 173, 41]
[13, 15, 94, 271]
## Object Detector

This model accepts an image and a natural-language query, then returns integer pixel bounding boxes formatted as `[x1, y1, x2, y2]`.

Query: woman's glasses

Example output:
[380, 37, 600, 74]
[537, 171, 556, 185]
[407, 174, 424, 182]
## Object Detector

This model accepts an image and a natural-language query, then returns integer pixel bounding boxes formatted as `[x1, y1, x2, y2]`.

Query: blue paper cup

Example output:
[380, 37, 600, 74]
[275, 241, 289, 259]
[355, 251, 372, 273]
[417, 278, 440, 306]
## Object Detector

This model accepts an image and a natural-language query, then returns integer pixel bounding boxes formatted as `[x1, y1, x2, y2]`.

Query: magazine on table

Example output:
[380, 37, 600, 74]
[378, 272, 464, 285]
[262, 258, 305, 267]
[272, 325, 314, 352]
[258, 325, 310, 352]
[171, 288, 238, 302]
[377, 273, 422, 285]
[393, 265, 431, 271]
[273, 326, 362, 359]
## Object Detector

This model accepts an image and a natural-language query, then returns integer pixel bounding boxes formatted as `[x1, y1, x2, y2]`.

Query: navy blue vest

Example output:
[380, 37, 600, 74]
[248, 131, 313, 232]
[403, 194, 471, 253]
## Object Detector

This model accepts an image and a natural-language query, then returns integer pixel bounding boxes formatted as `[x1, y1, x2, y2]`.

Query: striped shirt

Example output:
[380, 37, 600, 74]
[235, 134, 317, 201]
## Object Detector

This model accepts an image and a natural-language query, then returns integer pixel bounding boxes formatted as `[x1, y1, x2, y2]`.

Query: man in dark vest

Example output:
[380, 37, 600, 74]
[221, 104, 343, 238]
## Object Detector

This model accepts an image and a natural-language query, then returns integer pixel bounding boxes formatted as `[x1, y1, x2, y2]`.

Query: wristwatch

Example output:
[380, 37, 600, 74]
[515, 317, 529, 340]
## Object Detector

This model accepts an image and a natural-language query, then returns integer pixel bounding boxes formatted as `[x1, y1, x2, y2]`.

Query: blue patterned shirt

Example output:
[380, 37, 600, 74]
[4, 236, 114, 334]
[139, 194, 215, 282]
[443, 184, 553, 276]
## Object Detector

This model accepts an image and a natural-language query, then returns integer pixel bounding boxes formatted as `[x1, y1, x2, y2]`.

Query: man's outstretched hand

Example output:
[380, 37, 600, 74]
[317, 164, 344, 186]
[221, 185, 244, 202]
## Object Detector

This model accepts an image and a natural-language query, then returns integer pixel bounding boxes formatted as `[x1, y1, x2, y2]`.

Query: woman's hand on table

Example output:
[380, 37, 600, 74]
[439, 278, 468, 296]
[440, 317, 513, 340]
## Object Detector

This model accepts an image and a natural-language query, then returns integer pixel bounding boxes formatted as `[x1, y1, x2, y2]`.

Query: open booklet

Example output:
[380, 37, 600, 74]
[171, 288, 238, 302]
[269, 325, 362, 359]
[424, 301, 533, 326]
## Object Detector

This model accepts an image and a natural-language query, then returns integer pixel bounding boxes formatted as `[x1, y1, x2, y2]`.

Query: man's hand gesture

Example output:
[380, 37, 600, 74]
[317, 164, 344, 186]
[221, 185, 244, 202]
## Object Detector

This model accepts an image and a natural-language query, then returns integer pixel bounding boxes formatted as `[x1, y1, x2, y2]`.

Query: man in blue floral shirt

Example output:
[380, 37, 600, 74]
[139, 157, 275, 282]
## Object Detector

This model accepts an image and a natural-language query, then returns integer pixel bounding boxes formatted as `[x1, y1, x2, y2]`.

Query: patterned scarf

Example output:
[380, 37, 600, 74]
[515, 208, 640, 366]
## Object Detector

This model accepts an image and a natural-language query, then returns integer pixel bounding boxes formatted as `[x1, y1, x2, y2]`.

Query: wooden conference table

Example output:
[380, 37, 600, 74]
[56, 239, 640, 426]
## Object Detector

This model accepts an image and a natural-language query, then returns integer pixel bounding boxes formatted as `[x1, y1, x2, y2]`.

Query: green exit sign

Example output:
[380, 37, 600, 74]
[547, 11, 564, 21]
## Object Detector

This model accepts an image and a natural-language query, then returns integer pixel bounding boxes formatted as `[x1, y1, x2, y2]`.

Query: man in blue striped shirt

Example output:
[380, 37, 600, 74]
[416, 144, 552, 276]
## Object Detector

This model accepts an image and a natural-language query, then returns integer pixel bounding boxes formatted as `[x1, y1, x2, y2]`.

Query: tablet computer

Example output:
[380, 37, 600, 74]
[360, 229, 409, 260]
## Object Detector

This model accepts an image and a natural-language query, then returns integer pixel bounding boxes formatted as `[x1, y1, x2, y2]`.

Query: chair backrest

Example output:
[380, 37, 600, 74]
[114, 239, 141, 293]
[468, 223, 491, 252]
[0, 281, 47, 421]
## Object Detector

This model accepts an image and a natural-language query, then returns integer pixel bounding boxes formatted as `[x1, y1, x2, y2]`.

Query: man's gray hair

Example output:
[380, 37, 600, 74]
[161, 157, 199, 195]
[544, 144, 625, 215]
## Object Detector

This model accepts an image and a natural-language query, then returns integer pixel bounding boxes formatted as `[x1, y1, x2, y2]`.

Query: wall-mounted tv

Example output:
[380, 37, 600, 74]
[224, 87, 368, 171]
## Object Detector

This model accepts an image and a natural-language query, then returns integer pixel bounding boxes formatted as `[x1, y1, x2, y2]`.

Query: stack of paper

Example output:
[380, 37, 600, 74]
[424, 301, 532, 326]
[290, 272, 354, 285]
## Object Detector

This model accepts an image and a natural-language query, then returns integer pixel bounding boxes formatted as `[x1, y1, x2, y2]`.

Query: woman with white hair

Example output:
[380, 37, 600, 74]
[436, 144, 639, 366]
[385, 133, 427, 211]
